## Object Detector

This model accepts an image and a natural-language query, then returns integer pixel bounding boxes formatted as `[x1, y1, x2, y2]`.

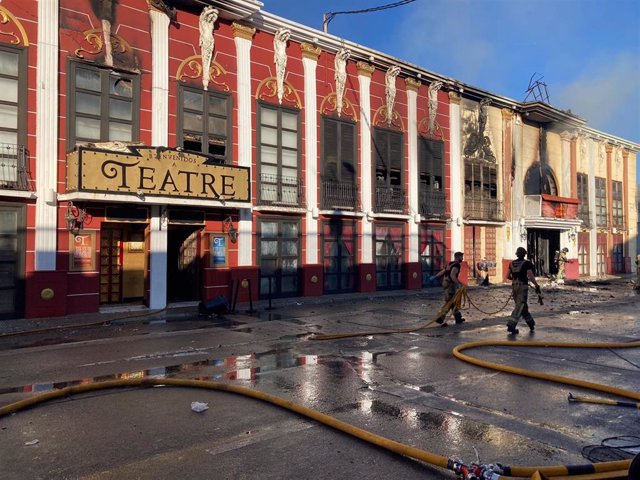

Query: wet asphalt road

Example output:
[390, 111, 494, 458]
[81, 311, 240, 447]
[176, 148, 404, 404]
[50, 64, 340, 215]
[0, 280, 639, 479]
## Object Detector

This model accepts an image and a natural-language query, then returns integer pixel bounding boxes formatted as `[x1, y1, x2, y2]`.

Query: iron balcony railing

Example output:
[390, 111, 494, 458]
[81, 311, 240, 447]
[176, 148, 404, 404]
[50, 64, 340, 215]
[0, 143, 30, 191]
[464, 197, 504, 221]
[256, 173, 305, 208]
[419, 189, 446, 218]
[321, 180, 358, 210]
[374, 184, 406, 213]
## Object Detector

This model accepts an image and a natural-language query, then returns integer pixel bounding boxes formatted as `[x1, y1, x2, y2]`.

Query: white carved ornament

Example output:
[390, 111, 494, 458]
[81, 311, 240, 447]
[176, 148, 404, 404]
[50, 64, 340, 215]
[273, 28, 291, 104]
[385, 65, 401, 125]
[334, 48, 351, 117]
[427, 81, 443, 135]
[199, 6, 219, 91]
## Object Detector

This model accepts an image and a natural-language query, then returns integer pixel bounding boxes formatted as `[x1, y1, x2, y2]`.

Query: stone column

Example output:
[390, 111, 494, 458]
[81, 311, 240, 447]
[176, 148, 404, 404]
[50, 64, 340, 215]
[35, 0, 59, 270]
[233, 22, 256, 266]
[357, 62, 374, 263]
[448, 91, 463, 255]
[512, 113, 525, 251]
[405, 78, 420, 263]
[301, 43, 321, 265]
[587, 138, 597, 275]
[147, 3, 171, 309]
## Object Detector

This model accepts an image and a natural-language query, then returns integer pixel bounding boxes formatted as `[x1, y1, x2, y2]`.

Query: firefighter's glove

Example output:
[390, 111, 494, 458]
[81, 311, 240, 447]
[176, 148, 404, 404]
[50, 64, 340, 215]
[535, 285, 541, 295]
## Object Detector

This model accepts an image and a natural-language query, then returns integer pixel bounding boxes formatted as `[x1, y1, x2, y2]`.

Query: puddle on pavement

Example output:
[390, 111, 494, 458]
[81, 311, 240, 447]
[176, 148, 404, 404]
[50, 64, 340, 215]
[0, 349, 386, 397]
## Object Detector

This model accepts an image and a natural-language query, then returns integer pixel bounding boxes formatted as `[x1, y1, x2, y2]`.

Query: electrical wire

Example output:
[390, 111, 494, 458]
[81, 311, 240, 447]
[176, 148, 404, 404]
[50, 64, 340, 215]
[324, 0, 418, 31]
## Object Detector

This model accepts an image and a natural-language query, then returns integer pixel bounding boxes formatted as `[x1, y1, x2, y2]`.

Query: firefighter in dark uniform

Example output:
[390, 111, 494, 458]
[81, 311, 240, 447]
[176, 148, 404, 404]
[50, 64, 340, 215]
[506, 247, 541, 335]
[432, 251, 465, 326]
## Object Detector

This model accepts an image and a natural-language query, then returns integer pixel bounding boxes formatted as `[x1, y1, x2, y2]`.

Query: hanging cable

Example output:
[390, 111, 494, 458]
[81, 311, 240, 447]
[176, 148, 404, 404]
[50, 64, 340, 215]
[323, 0, 417, 32]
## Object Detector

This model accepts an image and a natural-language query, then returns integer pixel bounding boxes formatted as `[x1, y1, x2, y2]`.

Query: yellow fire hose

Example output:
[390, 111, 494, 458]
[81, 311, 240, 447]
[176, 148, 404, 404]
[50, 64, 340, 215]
[0, 378, 631, 479]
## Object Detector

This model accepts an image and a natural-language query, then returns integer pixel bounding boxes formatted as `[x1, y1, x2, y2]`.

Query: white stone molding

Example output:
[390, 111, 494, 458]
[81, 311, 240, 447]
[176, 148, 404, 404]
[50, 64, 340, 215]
[35, 0, 59, 270]
[273, 28, 291, 104]
[587, 139, 598, 275]
[358, 70, 373, 262]
[384, 65, 400, 125]
[428, 81, 443, 136]
[560, 132, 571, 196]
[199, 6, 219, 90]
[149, 205, 168, 309]
[303, 53, 319, 264]
[150, 9, 169, 146]
[234, 25, 254, 266]
[449, 98, 463, 253]
[407, 87, 419, 262]
[334, 48, 350, 117]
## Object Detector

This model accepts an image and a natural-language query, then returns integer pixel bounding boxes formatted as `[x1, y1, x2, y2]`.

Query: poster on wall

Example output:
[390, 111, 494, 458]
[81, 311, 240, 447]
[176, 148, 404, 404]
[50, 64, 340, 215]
[69, 231, 96, 271]
[210, 234, 228, 268]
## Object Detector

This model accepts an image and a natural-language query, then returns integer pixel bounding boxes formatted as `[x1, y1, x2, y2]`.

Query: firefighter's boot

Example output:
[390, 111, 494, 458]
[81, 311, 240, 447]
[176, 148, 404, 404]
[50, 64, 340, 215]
[454, 312, 465, 324]
[506, 319, 519, 335]
[525, 318, 535, 332]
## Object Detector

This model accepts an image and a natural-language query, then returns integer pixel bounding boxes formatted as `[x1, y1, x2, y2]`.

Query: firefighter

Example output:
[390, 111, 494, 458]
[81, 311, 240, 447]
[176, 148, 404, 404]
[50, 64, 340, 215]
[506, 247, 541, 335]
[432, 251, 465, 326]
[557, 247, 570, 282]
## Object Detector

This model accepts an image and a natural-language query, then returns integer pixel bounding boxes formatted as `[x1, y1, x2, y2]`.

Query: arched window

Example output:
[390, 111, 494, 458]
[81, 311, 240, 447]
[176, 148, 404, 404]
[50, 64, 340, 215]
[524, 162, 558, 195]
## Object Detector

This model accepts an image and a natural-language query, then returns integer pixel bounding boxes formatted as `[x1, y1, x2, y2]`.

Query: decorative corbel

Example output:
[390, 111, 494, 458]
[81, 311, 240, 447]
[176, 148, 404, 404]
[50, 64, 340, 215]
[384, 65, 401, 125]
[273, 28, 291, 104]
[334, 48, 351, 117]
[199, 6, 219, 91]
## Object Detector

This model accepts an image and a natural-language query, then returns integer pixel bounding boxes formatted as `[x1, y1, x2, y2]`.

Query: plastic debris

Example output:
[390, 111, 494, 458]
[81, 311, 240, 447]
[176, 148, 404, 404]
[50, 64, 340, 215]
[24, 439, 39, 446]
[191, 401, 209, 413]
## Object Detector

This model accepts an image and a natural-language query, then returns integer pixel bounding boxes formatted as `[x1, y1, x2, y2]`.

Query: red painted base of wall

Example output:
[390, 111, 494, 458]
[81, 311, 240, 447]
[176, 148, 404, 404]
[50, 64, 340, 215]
[230, 266, 260, 304]
[565, 259, 579, 279]
[25, 271, 68, 318]
[67, 272, 100, 314]
[459, 262, 469, 286]
[357, 264, 376, 293]
[302, 265, 323, 296]
[203, 268, 232, 302]
[403, 262, 422, 290]
[502, 259, 512, 282]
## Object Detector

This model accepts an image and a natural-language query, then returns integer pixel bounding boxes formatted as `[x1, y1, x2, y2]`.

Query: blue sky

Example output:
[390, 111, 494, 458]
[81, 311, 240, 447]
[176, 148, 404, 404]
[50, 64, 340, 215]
[262, 0, 640, 179]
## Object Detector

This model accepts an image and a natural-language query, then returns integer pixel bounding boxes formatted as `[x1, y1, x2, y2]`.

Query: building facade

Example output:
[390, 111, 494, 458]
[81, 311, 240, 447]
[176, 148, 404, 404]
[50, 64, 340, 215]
[0, 0, 637, 320]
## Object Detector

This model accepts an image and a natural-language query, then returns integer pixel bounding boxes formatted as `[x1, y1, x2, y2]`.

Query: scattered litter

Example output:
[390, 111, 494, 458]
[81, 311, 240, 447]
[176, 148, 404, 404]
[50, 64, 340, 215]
[569, 311, 581, 315]
[191, 401, 209, 413]
[589, 288, 598, 292]
[24, 439, 39, 446]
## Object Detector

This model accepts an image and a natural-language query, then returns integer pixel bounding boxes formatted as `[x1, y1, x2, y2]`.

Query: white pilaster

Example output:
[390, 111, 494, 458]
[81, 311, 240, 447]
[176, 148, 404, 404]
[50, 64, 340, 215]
[358, 71, 373, 263]
[560, 134, 571, 196]
[302, 55, 319, 264]
[149, 206, 167, 309]
[35, 0, 59, 271]
[512, 115, 525, 252]
[234, 31, 254, 266]
[150, 9, 169, 146]
[406, 88, 419, 262]
[449, 98, 463, 255]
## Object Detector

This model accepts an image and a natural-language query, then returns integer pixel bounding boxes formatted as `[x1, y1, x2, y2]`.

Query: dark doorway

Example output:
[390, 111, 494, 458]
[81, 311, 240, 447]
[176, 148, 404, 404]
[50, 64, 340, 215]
[527, 229, 560, 277]
[0, 204, 25, 320]
[167, 226, 201, 302]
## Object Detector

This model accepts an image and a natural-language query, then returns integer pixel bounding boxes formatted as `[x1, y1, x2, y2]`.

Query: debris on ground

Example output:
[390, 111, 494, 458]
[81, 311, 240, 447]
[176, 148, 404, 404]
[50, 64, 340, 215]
[190, 401, 209, 413]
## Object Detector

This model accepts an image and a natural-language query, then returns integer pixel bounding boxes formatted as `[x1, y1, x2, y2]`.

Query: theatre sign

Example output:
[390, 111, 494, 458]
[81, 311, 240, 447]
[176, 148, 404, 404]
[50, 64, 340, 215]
[66, 146, 250, 202]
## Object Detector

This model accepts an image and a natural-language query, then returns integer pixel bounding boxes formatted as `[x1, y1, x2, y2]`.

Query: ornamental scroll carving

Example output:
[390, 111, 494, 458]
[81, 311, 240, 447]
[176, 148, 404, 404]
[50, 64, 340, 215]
[334, 48, 351, 117]
[0, 6, 29, 46]
[175, 55, 229, 92]
[273, 28, 291, 104]
[463, 98, 496, 162]
[199, 7, 218, 91]
[373, 105, 404, 131]
[384, 65, 401, 125]
[427, 81, 443, 136]
[320, 93, 357, 122]
[256, 77, 302, 109]
[74, 29, 133, 68]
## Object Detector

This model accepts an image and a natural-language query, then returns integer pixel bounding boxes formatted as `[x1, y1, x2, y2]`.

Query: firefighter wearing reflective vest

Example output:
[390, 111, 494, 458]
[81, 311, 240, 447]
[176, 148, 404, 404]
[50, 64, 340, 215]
[506, 247, 541, 335]
[432, 251, 465, 326]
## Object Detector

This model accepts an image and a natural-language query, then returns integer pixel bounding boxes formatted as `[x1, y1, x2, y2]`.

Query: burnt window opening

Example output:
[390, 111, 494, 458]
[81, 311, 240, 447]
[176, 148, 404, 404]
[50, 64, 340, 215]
[524, 162, 558, 196]
[595, 177, 607, 227]
[373, 128, 403, 187]
[577, 173, 590, 225]
[612, 180, 623, 228]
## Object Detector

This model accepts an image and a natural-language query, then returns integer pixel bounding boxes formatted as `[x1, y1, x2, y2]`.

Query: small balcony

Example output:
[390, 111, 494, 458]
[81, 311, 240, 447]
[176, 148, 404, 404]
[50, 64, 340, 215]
[321, 180, 358, 211]
[374, 184, 405, 214]
[525, 194, 579, 219]
[256, 173, 305, 208]
[0, 143, 30, 191]
[464, 197, 503, 221]
[419, 189, 446, 218]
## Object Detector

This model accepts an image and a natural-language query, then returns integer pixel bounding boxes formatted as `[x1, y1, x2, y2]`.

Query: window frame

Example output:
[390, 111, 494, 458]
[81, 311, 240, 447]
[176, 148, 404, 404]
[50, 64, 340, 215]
[0, 44, 27, 148]
[577, 172, 589, 223]
[320, 115, 357, 184]
[595, 176, 607, 227]
[418, 137, 444, 193]
[372, 127, 404, 188]
[611, 180, 623, 227]
[177, 83, 232, 163]
[66, 60, 140, 148]
[464, 160, 498, 200]
[257, 101, 301, 180]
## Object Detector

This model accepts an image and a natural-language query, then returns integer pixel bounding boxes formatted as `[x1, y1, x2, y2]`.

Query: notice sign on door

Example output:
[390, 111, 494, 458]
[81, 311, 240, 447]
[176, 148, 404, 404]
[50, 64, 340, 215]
[210, 234, 228, 268]
[69, 231, 96, 271]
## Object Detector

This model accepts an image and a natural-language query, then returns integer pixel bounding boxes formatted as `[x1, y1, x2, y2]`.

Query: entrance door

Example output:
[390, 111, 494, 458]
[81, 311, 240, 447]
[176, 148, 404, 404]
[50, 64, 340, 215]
[258, 219, 300, 298]
[464, 225, 482, 280]
[322, 220, 356, 294]
[167, 226, 201, 303]
[100, 228, 123, 304]
[578, 232, 589, 276]
[612, 234, 624, 273]
[375, 224, 403, 290]
[596, 233, 607, 276]
[100, 225, 147, 304]
[527, 229, 560, 277]
[0, 204, 24, 319]
[420, 225, 445, 287]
